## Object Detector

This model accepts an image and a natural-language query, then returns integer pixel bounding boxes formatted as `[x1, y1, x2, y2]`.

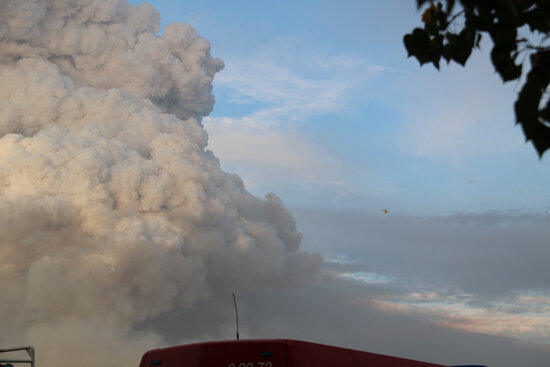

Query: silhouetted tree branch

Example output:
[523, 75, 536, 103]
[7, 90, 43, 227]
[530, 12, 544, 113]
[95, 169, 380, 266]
[404, 0, 550, 158]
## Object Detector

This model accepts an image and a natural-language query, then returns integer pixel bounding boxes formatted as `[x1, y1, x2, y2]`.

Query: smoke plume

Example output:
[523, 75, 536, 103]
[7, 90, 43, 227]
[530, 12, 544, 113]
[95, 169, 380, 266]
[0, 1, 322, 365]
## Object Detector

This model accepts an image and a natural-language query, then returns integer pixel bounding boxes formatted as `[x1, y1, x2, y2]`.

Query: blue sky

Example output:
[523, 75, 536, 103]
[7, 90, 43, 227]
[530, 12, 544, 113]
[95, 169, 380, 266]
[129, 1, 550, 364]
[137, 0, 550, 216]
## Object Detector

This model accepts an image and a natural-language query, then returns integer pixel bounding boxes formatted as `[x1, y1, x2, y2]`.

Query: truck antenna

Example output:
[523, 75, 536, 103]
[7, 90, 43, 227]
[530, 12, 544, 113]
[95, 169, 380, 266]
[233, 293, 240, 340]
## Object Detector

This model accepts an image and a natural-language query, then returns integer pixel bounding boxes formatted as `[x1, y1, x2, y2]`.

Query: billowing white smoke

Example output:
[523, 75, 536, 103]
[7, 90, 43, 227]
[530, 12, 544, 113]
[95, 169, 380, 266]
[0, 1, 322, 366]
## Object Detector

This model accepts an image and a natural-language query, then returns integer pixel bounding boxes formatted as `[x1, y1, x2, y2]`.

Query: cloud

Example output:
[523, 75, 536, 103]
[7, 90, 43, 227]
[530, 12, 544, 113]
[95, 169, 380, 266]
[213, 53, 388, 122]
[433, 209, 550, 225]
[128, 268, 550, 367]
[239, 272, 550, 367]
[372, 289, 550, 343]
[25, 265, 549, 367]
[203, 53, 389, 197]
[291, 206, 550, 343]
[300, 207, 550, 295]
[0, 1, 321, 365]
[2, 2, 548, 367]
[203, 116, 355, 196]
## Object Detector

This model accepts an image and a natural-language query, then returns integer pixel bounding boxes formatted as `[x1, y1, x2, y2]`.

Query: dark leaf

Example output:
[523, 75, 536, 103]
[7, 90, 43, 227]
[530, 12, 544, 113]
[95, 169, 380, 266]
[475, 32, 482, 48]
[417, 0, 431, 9]
[539, 98, 550, 126]
[515, 51, 550, 158]
[515, 83, 540, 123]
[524, 7, 550, 33]
[519, 116, 550, 158]
[405, 0, 550, 158]
[453, 28, 475, 65]
[446, 0, 456, 15]
[431, 52, 441, 69]
[404, 28, 432, 65]
[494, 0, 521, 24]
[468, 4, 494, 31]
[489, 22, 517, 52]
[491, 47, 522, 81]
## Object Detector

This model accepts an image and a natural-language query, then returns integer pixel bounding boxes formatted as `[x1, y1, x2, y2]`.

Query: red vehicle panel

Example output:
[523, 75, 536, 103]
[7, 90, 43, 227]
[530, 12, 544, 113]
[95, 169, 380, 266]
[139, 339, 450, 367]
[140, 339, 452, 367]
[285, 340, 446, 367]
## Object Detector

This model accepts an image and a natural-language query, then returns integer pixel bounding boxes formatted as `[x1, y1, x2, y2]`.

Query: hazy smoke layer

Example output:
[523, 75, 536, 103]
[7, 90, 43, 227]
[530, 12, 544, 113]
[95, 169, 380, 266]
[0, 1, 321, 365]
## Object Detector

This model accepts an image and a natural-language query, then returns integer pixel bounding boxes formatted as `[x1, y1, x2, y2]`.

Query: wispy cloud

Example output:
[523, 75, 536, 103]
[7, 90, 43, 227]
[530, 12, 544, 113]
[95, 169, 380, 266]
[320, 234, 550, 343]
[204, 116, 355, 196]
[206, 52, 388, 195]
[239, 272, 550, 367]
[213, 54, 388, 122]
[217, 61, 343, 108]
[433, 209, 550, 225]
[292, 205, 550, 345]
[371, 289, 550, 343]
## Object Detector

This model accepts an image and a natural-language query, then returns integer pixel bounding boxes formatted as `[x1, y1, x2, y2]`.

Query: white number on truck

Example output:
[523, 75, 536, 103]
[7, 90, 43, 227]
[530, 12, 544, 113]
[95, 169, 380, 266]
[228, 362, 272, 367]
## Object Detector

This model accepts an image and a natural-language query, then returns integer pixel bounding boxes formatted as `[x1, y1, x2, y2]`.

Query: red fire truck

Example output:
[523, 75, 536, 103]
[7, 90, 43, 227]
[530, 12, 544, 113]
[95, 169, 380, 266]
[138, 339, 486, 367]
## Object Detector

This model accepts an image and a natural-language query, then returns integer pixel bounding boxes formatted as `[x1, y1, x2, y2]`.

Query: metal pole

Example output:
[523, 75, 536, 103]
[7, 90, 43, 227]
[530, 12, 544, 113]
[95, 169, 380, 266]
[232, 293, 240, 340]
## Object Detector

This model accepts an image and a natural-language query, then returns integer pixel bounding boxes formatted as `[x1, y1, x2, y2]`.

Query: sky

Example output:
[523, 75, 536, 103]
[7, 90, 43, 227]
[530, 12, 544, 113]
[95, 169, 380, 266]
[147, 0, 550, 214]
[130, 0, 550, 349]
[134, 0, 550, 361]
[1, 1, 549, 367]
